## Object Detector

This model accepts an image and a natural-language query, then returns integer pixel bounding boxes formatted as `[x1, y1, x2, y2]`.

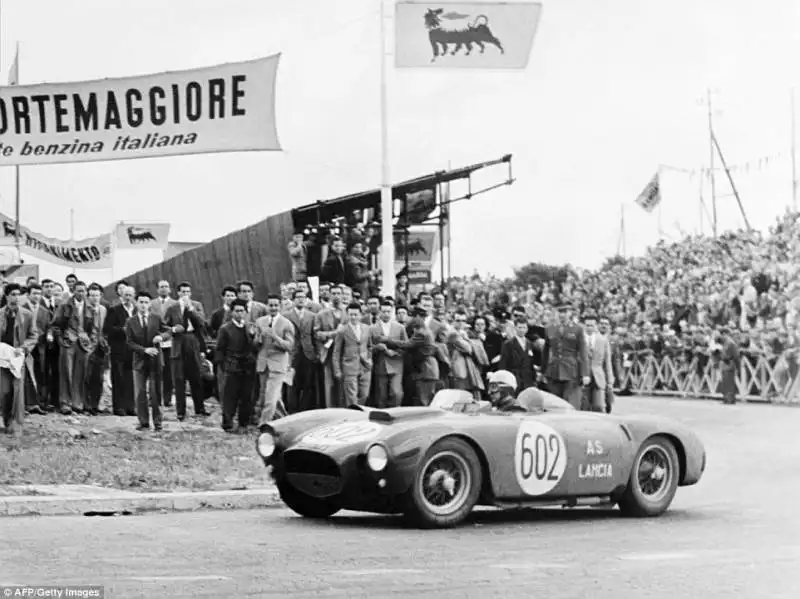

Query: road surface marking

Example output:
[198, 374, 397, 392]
[128, 575, 232, 582]
[618, 552, 696, 562]
[334, 569, 426, 576]
[490, 563, 570, 570]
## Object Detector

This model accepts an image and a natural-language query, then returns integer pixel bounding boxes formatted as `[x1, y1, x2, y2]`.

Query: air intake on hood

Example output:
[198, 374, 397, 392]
[368, 407, 447, 424]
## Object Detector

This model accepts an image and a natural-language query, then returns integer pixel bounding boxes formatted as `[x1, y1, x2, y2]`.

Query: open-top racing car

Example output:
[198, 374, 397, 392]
[255, 388, 706, 528]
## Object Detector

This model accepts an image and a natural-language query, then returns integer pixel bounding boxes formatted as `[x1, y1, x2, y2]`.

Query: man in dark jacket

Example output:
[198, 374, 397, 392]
[717, 326, 740, 404]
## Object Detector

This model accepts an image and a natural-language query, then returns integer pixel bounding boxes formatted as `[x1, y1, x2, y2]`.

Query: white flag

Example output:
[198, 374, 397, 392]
[395, 2, 543, 69]
[635, 172, 661, 213]
[7, 44, 19, 86]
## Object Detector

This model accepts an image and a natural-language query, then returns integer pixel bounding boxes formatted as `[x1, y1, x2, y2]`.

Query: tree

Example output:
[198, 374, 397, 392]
[511, 262, 569, 288]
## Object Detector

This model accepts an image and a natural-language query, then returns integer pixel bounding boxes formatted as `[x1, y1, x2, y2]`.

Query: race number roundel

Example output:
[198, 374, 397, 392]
[514, 421, 568, 496]
[301, 421, 382, 447]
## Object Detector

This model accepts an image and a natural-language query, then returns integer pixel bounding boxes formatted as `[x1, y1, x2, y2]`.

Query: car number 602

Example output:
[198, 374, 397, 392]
[520, 433, 560, 481]
[514, 422, 567, 496]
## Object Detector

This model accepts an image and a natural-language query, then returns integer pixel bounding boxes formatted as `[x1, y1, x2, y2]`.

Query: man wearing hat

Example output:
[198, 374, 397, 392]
[542, 302, 589, 409]
[717, 326, 740, 404]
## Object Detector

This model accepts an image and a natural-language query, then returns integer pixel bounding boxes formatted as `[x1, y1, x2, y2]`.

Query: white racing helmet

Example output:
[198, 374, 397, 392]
[487, 370, 518, 391]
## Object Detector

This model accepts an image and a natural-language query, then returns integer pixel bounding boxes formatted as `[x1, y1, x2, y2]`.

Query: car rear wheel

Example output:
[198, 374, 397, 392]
[405, 437, 482, 528]
[618, 435, 679, 517]
[277, 479, 341, 519]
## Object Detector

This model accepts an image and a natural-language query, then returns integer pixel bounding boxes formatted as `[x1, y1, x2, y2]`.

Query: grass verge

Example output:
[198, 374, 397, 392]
[0, 409, 270, 493]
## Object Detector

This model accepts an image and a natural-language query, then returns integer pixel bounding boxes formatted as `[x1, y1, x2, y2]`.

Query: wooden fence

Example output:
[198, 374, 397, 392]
[110, 210, 294, 312]
[617, 353, 800, 405]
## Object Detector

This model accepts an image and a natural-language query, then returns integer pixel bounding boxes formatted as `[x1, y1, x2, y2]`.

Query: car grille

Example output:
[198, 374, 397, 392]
[284, 450, 343, 498]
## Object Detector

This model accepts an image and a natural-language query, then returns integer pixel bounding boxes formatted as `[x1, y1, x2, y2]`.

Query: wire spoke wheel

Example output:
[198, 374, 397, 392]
[635, 446, 673, 502]
[407, 437, 482, 528]
[618, 436, 680, 518]
[418, 451, 471, 516]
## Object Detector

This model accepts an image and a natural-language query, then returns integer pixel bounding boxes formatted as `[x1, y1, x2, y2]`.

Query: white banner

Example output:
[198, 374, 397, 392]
[0, 210, 113, 269]
[395, 2, 543, 68]
[115, 222, 171, 250]
[0, 55, 282, 166]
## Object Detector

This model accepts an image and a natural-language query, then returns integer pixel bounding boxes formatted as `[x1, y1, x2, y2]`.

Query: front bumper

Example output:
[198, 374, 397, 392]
[265, 447, 420, 513]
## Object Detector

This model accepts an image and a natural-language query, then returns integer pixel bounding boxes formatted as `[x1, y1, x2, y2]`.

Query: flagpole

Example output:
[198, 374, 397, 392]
[12, 42, 20, 262]
[792, 87, 797, 211]
[69, 208, 76, 275]
[379, 0, 396, 298]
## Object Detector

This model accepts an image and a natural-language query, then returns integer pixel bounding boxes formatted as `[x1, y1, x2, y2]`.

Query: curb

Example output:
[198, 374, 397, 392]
[0, 488, 283, 517]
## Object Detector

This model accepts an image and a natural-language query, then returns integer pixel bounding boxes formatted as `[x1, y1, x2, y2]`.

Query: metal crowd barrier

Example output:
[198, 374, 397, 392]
[615, 353, 800, 405]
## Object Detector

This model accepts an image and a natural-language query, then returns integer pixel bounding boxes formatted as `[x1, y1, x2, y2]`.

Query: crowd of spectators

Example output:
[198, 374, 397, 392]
[443, 209, 800, 397]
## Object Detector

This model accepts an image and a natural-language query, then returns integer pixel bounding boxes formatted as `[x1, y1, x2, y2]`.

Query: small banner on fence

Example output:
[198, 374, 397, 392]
[115, 222, 171, 250]
[635, 172, 661, 213]
[0, 210, 113, 269]
[395, 2, 543, 69]
[0, 55, 282, 166]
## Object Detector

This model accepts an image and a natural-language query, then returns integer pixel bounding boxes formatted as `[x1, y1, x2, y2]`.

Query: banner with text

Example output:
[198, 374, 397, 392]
[0, 55, 282, 166]
[0, 211, 113, 269]
[115, 222, 171, 250]
[395, 2, 543, 69]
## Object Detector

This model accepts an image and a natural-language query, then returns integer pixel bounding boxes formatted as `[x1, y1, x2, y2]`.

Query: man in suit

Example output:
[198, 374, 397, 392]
[314, 284, 346, 408]
[0, 284, 37, 434]
[208, 285, 237, 404]
[126, 291, 171, 431]
[498, 319, 538, 393]
[51, 281, 97, 414]
[24, 283, 49, 415]
[238, 280, 269, 323]
[371, 300, 408, 408]
[333, 302, 372, 406]
[582, 314, 614, 413]
[209, 286, 237, 339]
[39, 279, 60, 411]
[103, 285, 137, 416]
[542, 303, 589, 409]
[598, 316, 618, 413]
[283, 288, 318, 413]
[361, 295, 381, 326]
[717, 326, 740, 405]
[397, 310, 440, 406]
[238, 279, 268, 415]
[162, 281, 208, 421]
[86, 284, 109, 414]
[150, 279, 176, 407]
[216, 299, 257, 432]
[253, 294, 295, 426]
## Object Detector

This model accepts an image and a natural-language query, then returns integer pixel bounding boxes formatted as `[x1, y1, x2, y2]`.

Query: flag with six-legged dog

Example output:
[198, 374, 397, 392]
[395, 2, 543, 68]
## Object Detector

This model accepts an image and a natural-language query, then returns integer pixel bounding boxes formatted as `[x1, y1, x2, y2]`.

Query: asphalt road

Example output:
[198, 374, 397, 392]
[1, 396, 798, 599]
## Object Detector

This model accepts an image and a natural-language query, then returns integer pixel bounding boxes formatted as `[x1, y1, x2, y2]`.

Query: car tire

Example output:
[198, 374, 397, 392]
[405, 437, 482, 529]
[618, 435, 680, 517]
[277, 479, 341, 519]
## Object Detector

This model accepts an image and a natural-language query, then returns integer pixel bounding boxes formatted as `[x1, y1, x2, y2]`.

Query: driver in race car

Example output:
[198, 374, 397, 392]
[484, 370, 525, 412]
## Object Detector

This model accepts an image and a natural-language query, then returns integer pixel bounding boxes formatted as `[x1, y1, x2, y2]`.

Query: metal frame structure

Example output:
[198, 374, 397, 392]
[291, 154, 515, 284]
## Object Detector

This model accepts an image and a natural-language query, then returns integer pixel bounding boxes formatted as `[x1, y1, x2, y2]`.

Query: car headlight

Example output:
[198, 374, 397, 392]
[256, 432, 276, 459]
[366, 444, 388, 472]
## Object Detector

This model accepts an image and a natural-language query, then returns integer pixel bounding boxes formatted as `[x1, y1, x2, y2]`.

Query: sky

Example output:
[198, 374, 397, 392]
[1, 0, 799, 284]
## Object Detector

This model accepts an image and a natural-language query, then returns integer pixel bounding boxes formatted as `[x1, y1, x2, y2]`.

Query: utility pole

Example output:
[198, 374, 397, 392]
[792, 87, 797, 211]
[706, 88, 718, 238]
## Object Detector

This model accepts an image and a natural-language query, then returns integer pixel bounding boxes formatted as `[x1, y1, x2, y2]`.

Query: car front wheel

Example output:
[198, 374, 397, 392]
[405, 437, 483, 529]
[618, 435, 680, 517]
[277, 479, 341, 519]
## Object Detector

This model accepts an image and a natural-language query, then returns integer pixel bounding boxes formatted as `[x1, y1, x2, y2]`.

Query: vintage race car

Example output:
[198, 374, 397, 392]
[255, 388, 706, 528]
